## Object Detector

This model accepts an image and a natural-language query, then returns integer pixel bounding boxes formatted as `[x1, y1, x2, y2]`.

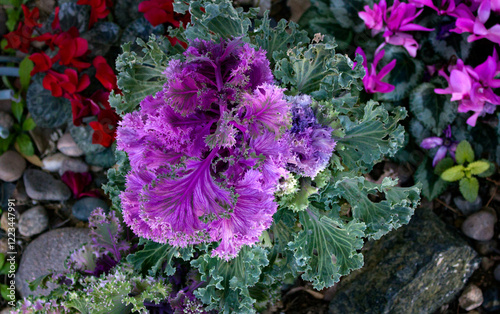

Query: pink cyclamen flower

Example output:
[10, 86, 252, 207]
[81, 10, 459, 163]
[409, 0, 457, 15]
[451, 2, 500, 44]
[356, 47, 396, 94]
[359, 0, 433, 57]
[420, 125, 457, 166]
[358, 0, 387, 36]
[435, 50, 500, 126]
[383, 0, 434, 57]
[472, 0, 500, 15]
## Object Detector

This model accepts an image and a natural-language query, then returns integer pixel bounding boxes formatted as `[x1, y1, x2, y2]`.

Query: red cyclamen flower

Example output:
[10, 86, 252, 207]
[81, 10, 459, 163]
[29, 52, 53, 76]
[70, 94, 101, 126]
[139, 0, 190, 27]
[93, 56, 118, 91]
[43, 69, 90, 98]
[89, 120, 115, 147]
[21, 5, 41, 28]
[61, 171, 101, 199]
[77, 0, 111, 28]
[3, 23, 34, 53]
[52, 28, 91, 70]
[52, 6, 61, 31]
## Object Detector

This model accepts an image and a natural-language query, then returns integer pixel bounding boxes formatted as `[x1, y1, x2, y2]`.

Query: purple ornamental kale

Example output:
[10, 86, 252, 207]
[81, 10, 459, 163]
[117, 38, 291, 260]
[287, 95, 336, 179]
[68, 208, 131, 276]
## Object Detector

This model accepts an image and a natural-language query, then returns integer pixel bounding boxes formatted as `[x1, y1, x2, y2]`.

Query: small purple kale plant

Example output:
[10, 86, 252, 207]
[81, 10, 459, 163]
[117, 38, 335, 261]
[15, 207, 210, 314]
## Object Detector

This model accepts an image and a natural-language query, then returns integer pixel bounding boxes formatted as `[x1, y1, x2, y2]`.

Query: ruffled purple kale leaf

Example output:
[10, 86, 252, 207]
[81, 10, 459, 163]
[68, 208, 132, 277]
[287, 95, 337, 179]
[117, 38, 291, 260]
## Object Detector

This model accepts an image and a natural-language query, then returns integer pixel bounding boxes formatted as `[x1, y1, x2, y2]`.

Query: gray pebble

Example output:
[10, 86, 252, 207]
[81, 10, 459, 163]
[0, 151, 26, 182]
[461, 210, 496, 241]
[458, 284, 483, 311]
[42, 153, 69, 172]
[59, 158, 89, 175]
[18, 205, 49, 237]
[57, 132, 83, 157]
[23, 169, 71, 201]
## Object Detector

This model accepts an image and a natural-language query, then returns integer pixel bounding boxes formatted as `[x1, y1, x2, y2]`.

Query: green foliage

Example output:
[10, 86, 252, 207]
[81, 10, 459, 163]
[111, 37, 171, 115]
[103, 150, 130, 209]
[298, 1, 360, 52]
[435, 157, 455, 175]
[455, 140, 474, 165]
[468, 161, 490, 175]
[185, 1, 256, 41]
[428, 29, 471, 61]
[26, 74, 72, 128]
[0, 0, 29, 32]
[441, 165, 465, 181]
[337, 101, 407, 172]
[0, 284, 9, 301]
[85, 146, 116, 168]
[127, 239, 193, 276]
[19, 57, 33, 91]
[328, 0, 372, 32]
[459, 177, 479, 203]
[439, 141, 491, 202]
[409, 83, 456, 134]
[15, 132, 34, 156]
[274, 40, 365, 99]
[192, 245, 269, 314]
[329, 175, 420, 239]
[289, 209, 365, 290]
[0, 92, 36, 156]
[252, 12, 309, 65]
[11, 100, 23, 123]
[69, 123, 106, 154]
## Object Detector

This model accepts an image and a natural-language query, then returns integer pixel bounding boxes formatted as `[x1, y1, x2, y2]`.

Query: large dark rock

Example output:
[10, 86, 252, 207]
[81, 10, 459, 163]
[329, 208, 479, 314]
[23, 169, 71, 201]
[16, 228, 91, 297]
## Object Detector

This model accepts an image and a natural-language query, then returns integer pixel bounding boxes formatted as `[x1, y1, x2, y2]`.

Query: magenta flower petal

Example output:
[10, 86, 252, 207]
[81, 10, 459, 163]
[449, 70, 471, 100]
[466, 112, 481, 126]
[477, 0, 491, 23]
[432, 146, 448, 166]
[378, 59, 397, 79]
[485, 25, 500, 44]
[420, 137, 443, 149]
